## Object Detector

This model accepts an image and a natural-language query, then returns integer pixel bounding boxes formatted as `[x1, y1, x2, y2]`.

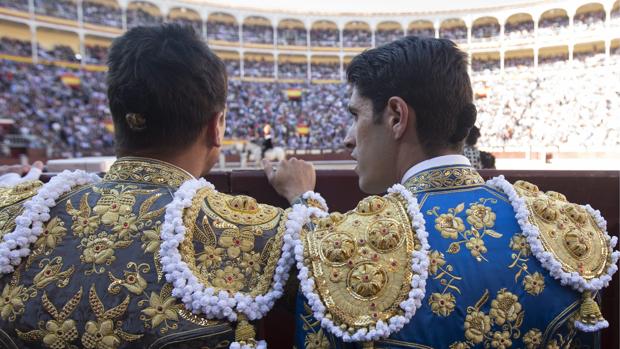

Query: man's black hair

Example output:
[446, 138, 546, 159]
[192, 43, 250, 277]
[466, 125, 481, 146]
[107, 24, 227, 155]
[346, 36, 476, 153]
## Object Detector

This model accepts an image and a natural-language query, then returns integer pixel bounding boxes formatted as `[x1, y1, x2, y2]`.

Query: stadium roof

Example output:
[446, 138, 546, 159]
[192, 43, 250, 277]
[193, 0, 548, 15]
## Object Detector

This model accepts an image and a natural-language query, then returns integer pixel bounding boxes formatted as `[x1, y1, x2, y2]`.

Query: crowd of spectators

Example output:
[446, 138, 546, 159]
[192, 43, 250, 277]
[439, 26, 467, 42]
[38, 45, 78, 62]
[505, 20, 534, 39]
[278, 62, 307, 79]
[242, 24, 274, 44]
[310, 29, 339, 47]
[83, 1, 122, 28]
[35, 0, 76, 20]
[375, 29, 404, 46]
[472, 23, 500, 41]
[574, 10, 606, 31]
[126, 6, 162, 29]
[207, 21, 239, 42]
[0, 60, 114, 158]
[0, 38, 31, 57]
[168, 17, 202, 33]
[243, 59, 274, 77]
[0, 0, 27, 12]
[342, 27, 372, 47]
[84, 45, 108, 65]
[408, 27, 435, 38]
[310, 62, 340, 80]
[475, 54, 620, 149]
[538, 15, 569, 36]
[277, 27, 307, 46]
[472, 58, 500, 72]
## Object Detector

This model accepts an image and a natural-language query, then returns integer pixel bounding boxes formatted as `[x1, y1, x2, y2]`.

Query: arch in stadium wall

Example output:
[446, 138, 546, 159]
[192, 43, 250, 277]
[613, 0, 620, 15]
[207, 12, 239, 43]
[126, 1, 162, 29]
[242, 16, 274, 46]
[538, 45, 569, 64]
[376, 21, 404, 46]
[310, 55, 341, 81]
[278, 54, 307, 81]
[539, 8, 569, 28]
[36, 27, 80, 61]
[472, 16, 500, 39]
[83, 0, 122, 30]
[408, 20, 435, 37]
[0, 19, 30, 42]
[505, 13, 534, 36]
[611, 39, 620, 55]
[310, 20, 340, 49]
[277, 19, 306, 48]
[243, 51, 274, 78]
[439, 18, 467, 42]
[505, 48, 534, 68]
[471, 51, 500, 71]
[343, 21, 372, 49]
[167, 7, 202, 25]
[574, 2, 606, 23]
[214, 50, 240, 77]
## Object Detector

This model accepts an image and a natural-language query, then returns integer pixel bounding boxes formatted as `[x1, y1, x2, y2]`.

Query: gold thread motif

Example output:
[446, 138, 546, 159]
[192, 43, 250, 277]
[508, 234, 546, 296]
[178, 186, 288, 297]
[428, 250, 461, 317]
[450, 289, 525, 349]
[427, 199, 502, 263]
[304, 193, 418, 331]
[103, 157, 193, 187]
[0, 180, 42, 209]
[513, 181, 611, 280]
[404, 166, 484, 194]
[16, 287, 83, 347]
[206, 190, 281, 226]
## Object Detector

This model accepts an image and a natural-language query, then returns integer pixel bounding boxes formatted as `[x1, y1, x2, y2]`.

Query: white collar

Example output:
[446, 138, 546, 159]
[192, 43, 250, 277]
[400, 155, 472, 184]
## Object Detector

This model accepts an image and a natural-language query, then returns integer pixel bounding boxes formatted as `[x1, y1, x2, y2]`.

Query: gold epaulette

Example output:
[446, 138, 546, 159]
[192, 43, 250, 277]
[0, 180, 42, 210]
[303, 194, 419, 334]
[513, 180, 613, 327]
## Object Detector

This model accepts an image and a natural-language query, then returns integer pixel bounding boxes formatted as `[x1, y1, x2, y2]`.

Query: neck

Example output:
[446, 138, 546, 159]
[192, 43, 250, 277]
[395, 146, 458, 183]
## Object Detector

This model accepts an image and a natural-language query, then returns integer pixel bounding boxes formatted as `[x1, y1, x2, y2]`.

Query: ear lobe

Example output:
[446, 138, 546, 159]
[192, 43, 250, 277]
[206, 112, 223, 148]
[389, 97, 409, 140]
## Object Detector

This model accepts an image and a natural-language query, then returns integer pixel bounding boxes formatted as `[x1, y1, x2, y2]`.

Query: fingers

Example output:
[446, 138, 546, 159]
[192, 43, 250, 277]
[32, 161, 44, 170]
[261, 159, 274, 182]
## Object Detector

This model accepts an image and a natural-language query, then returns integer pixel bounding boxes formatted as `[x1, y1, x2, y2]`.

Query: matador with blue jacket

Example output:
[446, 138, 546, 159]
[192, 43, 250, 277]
[279, 36, 620, 349]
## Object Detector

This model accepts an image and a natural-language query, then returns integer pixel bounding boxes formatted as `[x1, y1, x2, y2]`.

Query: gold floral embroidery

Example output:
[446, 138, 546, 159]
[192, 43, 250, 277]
[81, 285, 142, 349]
[103, 157, 192, 187]
[304, 329, 330, 349]
[427, 198, 502, 262]
[452, 289, 525, 349]
[522, 328, 542, 349]
[0, 283, 26, 321]
[489, 290, 522, 326]
[28, 217, 67, 265]
[140, 222, 163, 281]
[435, 213, 465, 239]
[490, 331, 512, 349]
[32, 257, 75, 289]
[428, 250, 461, 317]
[213, 266, 245, 292]
[16, 287, 82, 348]
[139, 293, 179, 333]
[429, 292, 456, 317]
[217, 226, 255, 258]
[508, 233, 546, 296]
[240, 252, 261, 274]
[197, 246, 224, 271]
[107, 262, 150, 295]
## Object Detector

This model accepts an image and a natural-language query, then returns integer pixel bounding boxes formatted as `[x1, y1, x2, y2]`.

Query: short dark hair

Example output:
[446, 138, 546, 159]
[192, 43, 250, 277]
[107, 24, 227, 154]
[346, 36, 476, 153]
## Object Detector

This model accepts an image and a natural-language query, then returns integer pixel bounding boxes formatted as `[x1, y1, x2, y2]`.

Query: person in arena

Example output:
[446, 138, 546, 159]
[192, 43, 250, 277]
[0, 24, 314, 348]
[266, 36, 617, 348]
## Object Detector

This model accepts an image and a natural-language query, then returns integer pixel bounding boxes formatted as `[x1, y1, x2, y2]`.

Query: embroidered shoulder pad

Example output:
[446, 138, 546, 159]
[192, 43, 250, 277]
[302, 193, 421, 336]
[513, 180, 612, 281]
[0, 180, 43, 210]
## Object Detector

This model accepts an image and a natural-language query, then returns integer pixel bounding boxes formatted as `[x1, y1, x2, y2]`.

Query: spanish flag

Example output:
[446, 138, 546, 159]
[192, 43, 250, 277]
[296, 123, 309, 136]
[60, 73, 81, 87]
[284, 88, 303, 101]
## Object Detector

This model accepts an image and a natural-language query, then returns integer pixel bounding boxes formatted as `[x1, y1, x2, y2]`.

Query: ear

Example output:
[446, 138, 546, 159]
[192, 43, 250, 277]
[387, 97, 411, 140]
[205, 111, 224, 148]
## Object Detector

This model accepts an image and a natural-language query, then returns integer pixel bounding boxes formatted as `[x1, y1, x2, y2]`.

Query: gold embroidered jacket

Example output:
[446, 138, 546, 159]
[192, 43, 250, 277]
[0, 157, 287, 349]
[295, 165, 609, 349]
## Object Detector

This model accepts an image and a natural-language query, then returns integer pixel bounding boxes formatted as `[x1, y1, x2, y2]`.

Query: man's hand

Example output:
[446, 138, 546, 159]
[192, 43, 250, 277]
[262, 158, 316, 204]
